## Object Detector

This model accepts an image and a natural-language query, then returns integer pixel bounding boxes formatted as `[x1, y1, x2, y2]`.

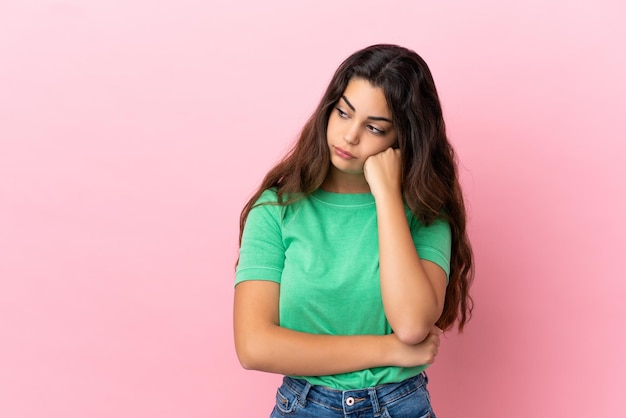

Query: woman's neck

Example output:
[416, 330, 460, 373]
[321, 170, 371, 194]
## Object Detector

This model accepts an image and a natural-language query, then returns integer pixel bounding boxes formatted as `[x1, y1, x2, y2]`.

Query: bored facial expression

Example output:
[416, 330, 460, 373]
[326, 78, 397, 175]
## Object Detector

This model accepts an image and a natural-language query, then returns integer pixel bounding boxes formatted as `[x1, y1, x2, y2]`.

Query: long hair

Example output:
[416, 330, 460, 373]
[239, 44, 474, 332]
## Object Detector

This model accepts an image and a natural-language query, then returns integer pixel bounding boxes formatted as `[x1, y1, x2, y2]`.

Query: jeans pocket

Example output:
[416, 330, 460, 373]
[273, 386, 299, 415]
[382, 384, 435, 418]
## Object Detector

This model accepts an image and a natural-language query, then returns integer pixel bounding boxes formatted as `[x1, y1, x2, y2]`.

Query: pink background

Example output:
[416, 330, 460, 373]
[1, 1, 625, 417]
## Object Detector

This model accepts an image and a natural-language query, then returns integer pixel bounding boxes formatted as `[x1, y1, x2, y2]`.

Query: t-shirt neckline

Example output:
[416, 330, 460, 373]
[312, 188, 375, 206]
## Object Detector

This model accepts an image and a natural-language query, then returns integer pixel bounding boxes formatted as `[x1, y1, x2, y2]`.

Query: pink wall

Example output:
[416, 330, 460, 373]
[1, 1, 625, 417]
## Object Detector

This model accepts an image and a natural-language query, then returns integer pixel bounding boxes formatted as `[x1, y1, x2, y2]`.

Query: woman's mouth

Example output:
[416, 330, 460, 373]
[334, 146, 355, 160]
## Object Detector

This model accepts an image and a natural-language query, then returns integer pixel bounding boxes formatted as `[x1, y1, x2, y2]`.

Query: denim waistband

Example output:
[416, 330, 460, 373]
[282, 373, 428, 415]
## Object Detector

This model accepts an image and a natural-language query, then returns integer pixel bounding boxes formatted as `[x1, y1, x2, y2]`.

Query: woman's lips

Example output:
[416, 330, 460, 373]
[334, 146, 355, 160]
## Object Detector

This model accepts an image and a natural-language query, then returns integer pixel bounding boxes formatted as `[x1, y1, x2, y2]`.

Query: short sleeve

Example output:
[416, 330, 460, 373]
[410, 216, 452, 281]
[235, 189, 286, 286]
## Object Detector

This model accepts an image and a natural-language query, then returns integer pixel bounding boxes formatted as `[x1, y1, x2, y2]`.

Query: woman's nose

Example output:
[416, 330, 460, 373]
[344, 123, 360, 145]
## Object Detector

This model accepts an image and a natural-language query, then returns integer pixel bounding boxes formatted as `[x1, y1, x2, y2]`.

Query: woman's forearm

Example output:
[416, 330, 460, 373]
[375, 191, 444, 344]
[236, 325, 393, 376]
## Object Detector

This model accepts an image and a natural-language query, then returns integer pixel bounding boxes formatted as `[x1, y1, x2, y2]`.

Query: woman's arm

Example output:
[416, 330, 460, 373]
[364, 148, 447, 345]
[233, 280, 441, 376]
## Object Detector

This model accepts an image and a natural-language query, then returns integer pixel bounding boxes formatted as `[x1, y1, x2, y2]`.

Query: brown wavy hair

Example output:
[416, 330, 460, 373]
[238, 44, 474, 332]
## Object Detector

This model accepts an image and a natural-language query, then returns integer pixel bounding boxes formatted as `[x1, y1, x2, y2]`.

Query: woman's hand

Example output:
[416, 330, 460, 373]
[363, 147, 402, 199]
[387, 326, 442, 368]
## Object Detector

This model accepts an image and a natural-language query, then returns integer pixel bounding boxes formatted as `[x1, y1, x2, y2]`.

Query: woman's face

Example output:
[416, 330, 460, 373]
[326, 78, 397, 178]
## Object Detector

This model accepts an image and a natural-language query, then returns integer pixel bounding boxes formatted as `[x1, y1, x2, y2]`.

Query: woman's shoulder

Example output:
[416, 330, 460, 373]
[405, 208, 451, 233]
[255, 187, 307, 207]
[255, 187, 279, 204]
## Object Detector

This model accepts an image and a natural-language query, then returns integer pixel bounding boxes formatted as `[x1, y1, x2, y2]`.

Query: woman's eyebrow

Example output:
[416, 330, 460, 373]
[340, 95, 392, 123]
[341, 95, 356, 111]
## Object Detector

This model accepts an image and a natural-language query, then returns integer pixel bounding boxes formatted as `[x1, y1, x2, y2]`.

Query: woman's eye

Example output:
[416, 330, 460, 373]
[335, 107, 349, 118]
[368, 125, 385, 135]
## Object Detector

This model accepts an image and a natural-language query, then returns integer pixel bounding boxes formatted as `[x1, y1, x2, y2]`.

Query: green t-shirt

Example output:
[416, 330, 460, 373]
[235, 188, 451, 389]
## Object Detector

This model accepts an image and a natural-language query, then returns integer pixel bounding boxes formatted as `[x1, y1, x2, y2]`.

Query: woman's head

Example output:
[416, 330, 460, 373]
[305, 45, 449, 206]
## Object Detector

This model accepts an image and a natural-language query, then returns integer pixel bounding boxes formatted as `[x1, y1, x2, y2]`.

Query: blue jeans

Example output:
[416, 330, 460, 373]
[269, 373, 435, 418]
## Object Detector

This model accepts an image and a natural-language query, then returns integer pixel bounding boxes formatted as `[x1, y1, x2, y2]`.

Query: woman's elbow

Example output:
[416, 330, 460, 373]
[393, 305, 444, 345]
[235, 338, 263, 371]
[393, 321, 436, 345]
[395, 329, 429, 345]
[235, 329, 278, 371]
[237, 354, 256, 371]
[235, 342, 251, 370]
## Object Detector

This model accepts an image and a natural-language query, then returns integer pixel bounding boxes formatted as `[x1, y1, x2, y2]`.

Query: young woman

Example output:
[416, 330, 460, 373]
[234, 44, 473, 417]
